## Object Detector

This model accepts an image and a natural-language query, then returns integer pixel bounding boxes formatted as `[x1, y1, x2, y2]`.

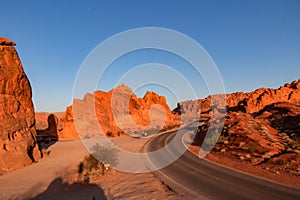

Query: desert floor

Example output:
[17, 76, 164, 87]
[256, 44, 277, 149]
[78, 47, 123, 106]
[0, 135, 181, 200]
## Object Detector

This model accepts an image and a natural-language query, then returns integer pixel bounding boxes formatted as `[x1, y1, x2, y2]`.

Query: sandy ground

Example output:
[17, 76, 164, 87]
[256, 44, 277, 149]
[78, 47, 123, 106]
[0, 135, 181, 200]
[0, 140, 89, 200]
[79, 170, 181, 200]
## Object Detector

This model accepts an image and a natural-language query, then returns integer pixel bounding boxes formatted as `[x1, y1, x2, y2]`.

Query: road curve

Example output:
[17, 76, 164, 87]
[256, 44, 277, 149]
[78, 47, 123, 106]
[144, 131, 300, 200]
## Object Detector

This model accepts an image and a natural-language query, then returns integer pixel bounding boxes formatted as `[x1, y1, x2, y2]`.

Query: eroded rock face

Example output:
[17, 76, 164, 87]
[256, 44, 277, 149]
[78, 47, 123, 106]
[174, 80, 300, 115]
[0, 37, 40, 173]
[183, 80, 300, 172]
[59, 84, 176, 139]
[59, 106, 78, 140]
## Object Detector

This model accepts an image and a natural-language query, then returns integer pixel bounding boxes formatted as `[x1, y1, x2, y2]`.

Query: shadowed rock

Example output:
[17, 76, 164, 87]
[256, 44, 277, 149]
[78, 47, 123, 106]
[0, 36, 16, 46]
[37, 114, 59, 144]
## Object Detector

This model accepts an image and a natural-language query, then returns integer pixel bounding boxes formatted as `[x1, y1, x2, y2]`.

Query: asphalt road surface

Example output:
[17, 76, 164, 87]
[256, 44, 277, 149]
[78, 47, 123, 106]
[144, 130, 300, 200]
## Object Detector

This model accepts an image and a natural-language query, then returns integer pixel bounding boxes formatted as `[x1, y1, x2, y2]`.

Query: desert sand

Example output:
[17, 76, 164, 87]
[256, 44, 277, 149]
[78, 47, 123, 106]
[0, 135, 181, 200]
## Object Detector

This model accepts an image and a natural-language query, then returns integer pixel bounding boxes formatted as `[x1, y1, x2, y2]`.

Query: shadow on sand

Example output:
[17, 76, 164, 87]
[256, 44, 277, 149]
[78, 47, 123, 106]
[30, 177, 107, 200]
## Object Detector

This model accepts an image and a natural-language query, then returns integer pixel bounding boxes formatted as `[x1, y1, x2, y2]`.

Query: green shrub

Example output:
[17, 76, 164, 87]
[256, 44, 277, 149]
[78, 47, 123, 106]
[204, 129, 228, 145]
[205, 133, 219, 146]
[217, 135, 229, 143]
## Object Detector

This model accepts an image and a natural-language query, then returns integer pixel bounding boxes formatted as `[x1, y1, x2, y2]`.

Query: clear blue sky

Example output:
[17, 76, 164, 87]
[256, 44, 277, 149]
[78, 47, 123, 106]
[1, 0, 299, 112]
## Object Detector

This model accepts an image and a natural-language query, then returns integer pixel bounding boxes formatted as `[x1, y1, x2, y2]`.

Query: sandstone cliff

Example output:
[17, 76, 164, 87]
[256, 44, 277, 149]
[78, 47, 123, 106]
[174, 79, 300, 115]
[59, 84, 176, 139]
[0, 37, 40, 173]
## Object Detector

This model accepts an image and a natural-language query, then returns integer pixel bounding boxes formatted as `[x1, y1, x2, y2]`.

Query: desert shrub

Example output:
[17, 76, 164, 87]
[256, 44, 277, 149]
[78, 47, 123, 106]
[106, 131, 114, 137]
[84, 154, 100, 171]
[202, 131, 219, 151]
[275, 159, 287, 166]
[160, 124, 180, 132]
[217, 135, 230, 143]
[205, 134, 218, 146]
[142, 127, 160, 136]
[90, 143, 119, 166]
[205, 129, 228, 144]
[90, 143, 119, 174]
[83, 135, 91, 139]
[205, 132, 221, 145]
[117, 131, 124, 136]
[80, 143, 119, 176]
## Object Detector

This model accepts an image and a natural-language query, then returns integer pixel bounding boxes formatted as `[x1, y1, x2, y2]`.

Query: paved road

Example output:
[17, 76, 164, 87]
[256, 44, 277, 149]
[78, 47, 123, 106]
[144, 130, 300, 200]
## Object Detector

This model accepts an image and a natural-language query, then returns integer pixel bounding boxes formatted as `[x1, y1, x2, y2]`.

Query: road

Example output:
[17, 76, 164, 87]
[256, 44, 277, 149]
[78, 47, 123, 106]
[144, 130, 300, 200]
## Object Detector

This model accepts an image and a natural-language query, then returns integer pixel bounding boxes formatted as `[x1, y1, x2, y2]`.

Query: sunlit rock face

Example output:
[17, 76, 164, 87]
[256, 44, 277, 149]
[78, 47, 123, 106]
[174, 79, 300, 115]
[59, 84, 177, 139]
[0, 37, 40, 173]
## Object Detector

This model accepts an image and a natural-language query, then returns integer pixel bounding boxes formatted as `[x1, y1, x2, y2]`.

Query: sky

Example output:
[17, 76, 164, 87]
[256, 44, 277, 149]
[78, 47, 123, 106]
[1, 0, 300, 112]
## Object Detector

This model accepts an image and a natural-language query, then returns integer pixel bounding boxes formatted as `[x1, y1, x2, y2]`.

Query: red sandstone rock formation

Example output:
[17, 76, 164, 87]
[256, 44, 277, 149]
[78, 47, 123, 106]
[58, 105, 79, 140]
[185, 80, 300, 172]
[0, 37, 40, 173]
[59, 84, 176, 139]
[174, 79, 300, 115]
